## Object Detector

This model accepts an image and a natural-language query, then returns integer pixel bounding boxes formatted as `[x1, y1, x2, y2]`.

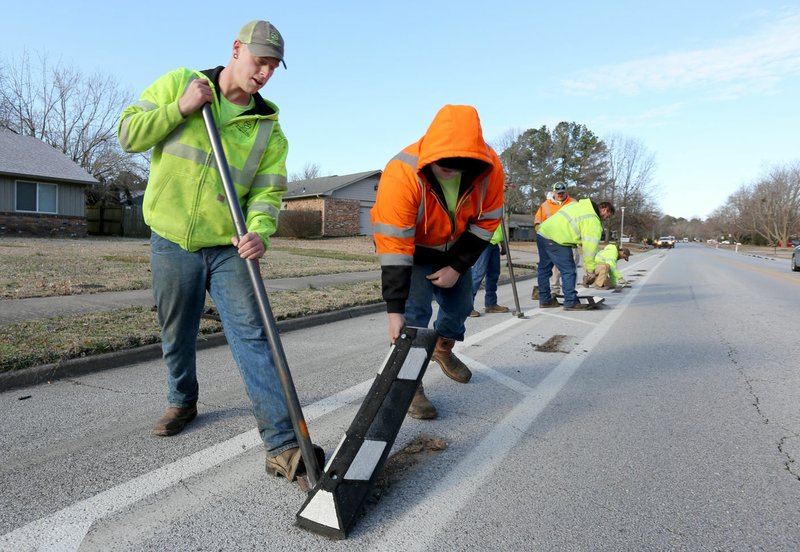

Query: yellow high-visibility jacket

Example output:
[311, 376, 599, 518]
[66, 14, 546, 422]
[595, 243, 623, 282]
[118, 66, 288, 252]
[538, 199, 603, 272]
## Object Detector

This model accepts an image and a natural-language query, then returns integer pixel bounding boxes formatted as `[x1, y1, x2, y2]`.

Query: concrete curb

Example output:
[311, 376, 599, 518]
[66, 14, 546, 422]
[0, 302, 386, 393]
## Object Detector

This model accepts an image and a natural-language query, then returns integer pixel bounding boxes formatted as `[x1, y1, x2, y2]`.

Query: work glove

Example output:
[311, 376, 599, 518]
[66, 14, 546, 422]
[499, 241, 507, 256]
[582, 273, 596, 286]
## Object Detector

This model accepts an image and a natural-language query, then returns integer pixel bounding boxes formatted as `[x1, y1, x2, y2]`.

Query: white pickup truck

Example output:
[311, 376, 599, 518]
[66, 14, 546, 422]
[656, 236, 676, 249]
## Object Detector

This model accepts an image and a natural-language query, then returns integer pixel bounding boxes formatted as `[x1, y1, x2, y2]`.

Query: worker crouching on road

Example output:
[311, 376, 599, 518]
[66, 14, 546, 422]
[592, 244, 630, 289]
[371, 104, 505, 420]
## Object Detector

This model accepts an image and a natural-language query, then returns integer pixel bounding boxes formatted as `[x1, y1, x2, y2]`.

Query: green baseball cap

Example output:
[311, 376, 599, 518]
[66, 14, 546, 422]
[237, 20, 286, 68]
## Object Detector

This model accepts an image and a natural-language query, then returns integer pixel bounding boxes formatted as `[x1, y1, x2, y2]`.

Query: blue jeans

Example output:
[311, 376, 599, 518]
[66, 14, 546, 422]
[404, 263, 474, 341]
[536, 233, 578, 307]
[471, 244, 501, 307]
[149, 233, 296, 455]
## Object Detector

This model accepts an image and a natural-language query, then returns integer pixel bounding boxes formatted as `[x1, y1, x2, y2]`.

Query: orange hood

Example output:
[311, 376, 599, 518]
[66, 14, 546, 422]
[416, 104, 493, 169]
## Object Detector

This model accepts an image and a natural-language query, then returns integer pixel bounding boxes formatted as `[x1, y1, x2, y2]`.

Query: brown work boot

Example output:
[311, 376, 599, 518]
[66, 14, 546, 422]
[563, 302, 595, 311]
[468, 309, 480, 318]
[152, 404, 197, 437]
[531, 286, 539, 300]
[539, 298, 560, 308]
[484, 304, 510, 314]
[431, 337, 472, 383]
[407, 385, 437, 419]
[266, 444, 325, 482]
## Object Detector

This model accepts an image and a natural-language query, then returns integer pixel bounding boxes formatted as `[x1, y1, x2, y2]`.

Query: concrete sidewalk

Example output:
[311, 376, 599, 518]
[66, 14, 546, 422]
[0, 246, 543, 326]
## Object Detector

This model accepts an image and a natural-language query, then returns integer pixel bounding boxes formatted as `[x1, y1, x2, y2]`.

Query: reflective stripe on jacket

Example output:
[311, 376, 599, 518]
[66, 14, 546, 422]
[118, 66, 288, 252]
[537, 198, 603, 272]
[533, 195, 574, 227]
[371, 104, 505, 313]
[595, 243, 622, 281]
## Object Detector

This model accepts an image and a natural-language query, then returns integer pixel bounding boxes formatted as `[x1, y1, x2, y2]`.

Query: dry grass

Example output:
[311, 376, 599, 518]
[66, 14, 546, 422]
[0, 235, 382, 372]
[0, 235, 538, 373]
[0, 236, 378, 299]
[0, 281, 382, 372]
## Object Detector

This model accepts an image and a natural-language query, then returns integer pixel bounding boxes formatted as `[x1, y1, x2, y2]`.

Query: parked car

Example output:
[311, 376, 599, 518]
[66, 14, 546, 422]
[656, 236, 675, 249]
[792, 245, 800, 272]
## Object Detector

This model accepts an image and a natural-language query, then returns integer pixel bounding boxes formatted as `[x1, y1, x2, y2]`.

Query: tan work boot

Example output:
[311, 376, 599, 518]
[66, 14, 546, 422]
[431, 337, 472, 383]
[152, 404, 197, 437]
[531, 286, 539, 300]
[484, 304, 510, 314]
[265, 444, 325, 482]
[407, 385, 437, 419]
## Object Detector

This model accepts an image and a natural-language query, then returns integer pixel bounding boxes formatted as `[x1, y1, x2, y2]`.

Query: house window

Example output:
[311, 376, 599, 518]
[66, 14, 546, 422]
[15, 181, 57, 214]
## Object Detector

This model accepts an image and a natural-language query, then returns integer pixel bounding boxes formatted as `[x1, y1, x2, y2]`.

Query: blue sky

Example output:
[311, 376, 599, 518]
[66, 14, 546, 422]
[2, 1, 798, 220]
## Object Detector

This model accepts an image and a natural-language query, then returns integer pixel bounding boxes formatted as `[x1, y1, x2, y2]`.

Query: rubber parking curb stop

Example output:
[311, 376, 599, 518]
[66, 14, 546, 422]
[296, 326, 438, 539]
[0, 302, 386, 394]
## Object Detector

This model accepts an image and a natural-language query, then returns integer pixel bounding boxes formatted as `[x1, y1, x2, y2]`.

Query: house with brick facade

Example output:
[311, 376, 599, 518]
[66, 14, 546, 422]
[0, 130, 97, 237]
[282, 170, 381, 236]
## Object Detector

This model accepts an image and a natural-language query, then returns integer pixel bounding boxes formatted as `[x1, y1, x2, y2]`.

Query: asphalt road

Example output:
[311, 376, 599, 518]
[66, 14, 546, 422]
[2, 244, 799, 551]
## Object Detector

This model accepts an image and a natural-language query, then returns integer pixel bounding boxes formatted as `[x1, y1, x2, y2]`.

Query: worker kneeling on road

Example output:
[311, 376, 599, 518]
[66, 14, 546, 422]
[371, 104, 505, 420]
[592, 244, 630, 289]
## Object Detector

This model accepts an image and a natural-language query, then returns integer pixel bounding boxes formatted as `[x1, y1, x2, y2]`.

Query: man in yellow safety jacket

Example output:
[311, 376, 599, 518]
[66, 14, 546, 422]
[536, 199, 615, 310]
[531, 182, 575, 299]
[371, 104, 505, 420]
[118, 20, 321, 485]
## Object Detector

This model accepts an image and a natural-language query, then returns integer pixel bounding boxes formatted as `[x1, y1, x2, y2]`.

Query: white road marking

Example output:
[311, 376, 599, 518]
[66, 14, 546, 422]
[0, 380, 373, 551]
[373, 256, 663, 551]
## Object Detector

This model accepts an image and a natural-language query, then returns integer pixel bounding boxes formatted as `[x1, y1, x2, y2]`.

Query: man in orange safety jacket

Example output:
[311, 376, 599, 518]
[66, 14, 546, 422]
[371, 104, 505, 420]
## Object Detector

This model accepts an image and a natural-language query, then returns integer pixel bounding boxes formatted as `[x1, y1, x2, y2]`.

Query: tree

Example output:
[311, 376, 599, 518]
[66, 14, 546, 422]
[490, 127, 527, 214]
[0, 52, 145, 205]
[499, 122, 608, 215]
[604, 134, 658, 241]
[744, 162, 800, 245]
[289, 162, 322, 182]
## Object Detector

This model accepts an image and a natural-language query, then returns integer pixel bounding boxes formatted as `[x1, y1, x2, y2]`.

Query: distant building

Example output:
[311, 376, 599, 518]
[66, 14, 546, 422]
[283, 170, 381, 236]
[508, 213, 535, 241]
[0, 130, 97, 237]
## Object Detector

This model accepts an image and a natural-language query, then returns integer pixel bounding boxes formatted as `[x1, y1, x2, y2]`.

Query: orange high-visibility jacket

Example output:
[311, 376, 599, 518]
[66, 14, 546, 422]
[371, 104, 505, 313]
[534, 194, 574, 229]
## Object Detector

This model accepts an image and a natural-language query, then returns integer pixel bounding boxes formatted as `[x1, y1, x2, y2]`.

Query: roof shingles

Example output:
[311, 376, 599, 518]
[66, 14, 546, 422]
[0, 130, 98, 185]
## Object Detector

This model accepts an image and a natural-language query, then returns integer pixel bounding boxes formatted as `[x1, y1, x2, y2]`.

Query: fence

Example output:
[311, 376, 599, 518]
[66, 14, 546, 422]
[122, 205, 150, 238]
[86, 205, 150, 237]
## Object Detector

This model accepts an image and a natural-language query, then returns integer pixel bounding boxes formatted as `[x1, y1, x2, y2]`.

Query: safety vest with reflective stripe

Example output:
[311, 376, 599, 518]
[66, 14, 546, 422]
[118, 66, 287, 252]
[595, 243, 622, 281]
[538, 198, 603, 272]
[370, 105, 505, 313]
